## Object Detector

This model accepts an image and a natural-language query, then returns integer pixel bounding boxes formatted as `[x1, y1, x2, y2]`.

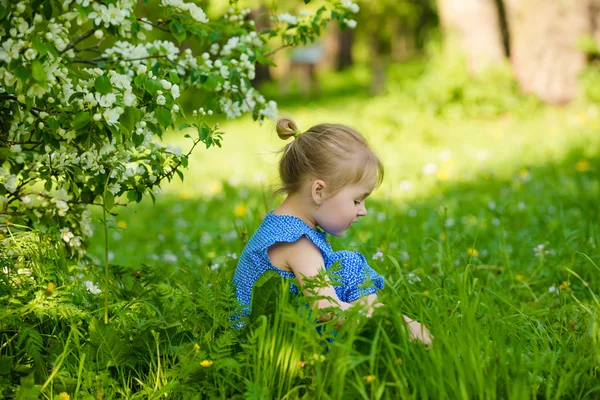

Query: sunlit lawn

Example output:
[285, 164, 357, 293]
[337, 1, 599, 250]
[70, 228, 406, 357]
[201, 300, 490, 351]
[86, 61, 600, 398]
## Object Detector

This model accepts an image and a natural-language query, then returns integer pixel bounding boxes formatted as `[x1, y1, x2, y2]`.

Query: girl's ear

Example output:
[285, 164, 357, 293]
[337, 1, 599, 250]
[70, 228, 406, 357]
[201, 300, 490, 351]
[311, 179, 327, 205]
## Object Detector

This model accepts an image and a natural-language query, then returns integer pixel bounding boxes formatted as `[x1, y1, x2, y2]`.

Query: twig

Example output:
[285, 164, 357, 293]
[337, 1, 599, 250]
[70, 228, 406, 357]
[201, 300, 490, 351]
[0, 95, 45, 113]
[136, 17, 170, 33]
[71, 54, 171, 65]
[62, 29, 95, 54]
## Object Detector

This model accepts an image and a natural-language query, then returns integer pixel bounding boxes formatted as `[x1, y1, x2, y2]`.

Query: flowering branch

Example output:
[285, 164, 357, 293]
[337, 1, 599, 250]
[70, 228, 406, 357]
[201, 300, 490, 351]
[62, 28, 95, 55]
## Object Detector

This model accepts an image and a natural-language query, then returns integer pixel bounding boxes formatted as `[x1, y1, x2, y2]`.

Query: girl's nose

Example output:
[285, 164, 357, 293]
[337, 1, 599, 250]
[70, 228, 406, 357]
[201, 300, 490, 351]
[358, 205, 367, 217]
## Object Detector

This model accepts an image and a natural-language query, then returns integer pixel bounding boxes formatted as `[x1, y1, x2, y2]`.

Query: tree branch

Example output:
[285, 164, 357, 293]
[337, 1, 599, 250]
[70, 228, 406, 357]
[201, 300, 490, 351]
[136, 17, 170, 33]
[62, 29, 96, 55]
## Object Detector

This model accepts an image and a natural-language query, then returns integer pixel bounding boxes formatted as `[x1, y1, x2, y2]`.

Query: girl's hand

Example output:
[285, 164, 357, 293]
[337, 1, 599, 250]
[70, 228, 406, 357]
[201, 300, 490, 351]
[403, 316, 433, 349]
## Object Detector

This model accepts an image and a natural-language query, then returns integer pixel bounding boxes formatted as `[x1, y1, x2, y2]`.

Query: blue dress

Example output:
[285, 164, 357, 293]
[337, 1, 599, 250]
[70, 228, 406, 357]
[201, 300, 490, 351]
[232, 211, 384, 326]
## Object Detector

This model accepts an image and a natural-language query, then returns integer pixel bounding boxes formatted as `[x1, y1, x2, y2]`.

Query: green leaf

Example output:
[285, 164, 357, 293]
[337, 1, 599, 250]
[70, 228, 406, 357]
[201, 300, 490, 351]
[31, 37, 48, 57]
[13, 65, 31, 81]
[133, 131, 144, 147]
[127, 190, 138, 203]
[155, 106, 171, 128]
[68, 92, 85, 103]
[42, 0, 52, 19]
[250, 270, 286, 322]
[0, 355, 12, 375]
[134, 73, 147, 88]
[169, 71, 180, 84]
[0, 5, 6, 21]
[203, 75, 219, 91]
[88, 319, 135, 367]
[169, 19, 187, 43]
[94, 75, 112, 95]
[31, 61, 46, 83]
[44, 180, 52, 192]
[104, 190, 114, 210]
[199, 125, 209, 141]
[304, 0, 311, 3]
[144, 79, 162, 96]
[175, 169, 184, 182]
[73, 112, 91, 130]
[120, 107, 136, 135]
[178, 123, 191, 130]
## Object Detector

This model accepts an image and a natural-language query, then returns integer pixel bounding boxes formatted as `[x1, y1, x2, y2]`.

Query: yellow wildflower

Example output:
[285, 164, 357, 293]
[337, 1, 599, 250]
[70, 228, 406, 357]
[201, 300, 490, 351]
[46, 282, 55, 292]
[117, 220, 127, 228]
[575, 160, 590, 172]
[403, 263, 409, 268]
[210, 182, 222, 194]
[423, 290, 430, 296]
[394, 358, 403, 365]
[516, 274, 524, 281]
[363, 375, 376, 383]
[559, 281, 570, 290]
[467, 248, 479, 257]
[193, 343, 200, 351]
[234, 202, 247, 217]
[59, 393, 70, 400]
[200, 360, 214, 368]
[207, 251, 216, 259]
[437, 169, 450, 181]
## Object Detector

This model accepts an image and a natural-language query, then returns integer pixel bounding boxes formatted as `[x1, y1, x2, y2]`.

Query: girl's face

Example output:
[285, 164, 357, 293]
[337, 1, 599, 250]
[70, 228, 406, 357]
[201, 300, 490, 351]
[314, 177, 376, 237]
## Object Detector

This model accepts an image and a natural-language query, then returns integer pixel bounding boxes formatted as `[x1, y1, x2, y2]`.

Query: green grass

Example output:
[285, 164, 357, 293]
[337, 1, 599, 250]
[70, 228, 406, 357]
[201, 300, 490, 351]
[82, 60, 600, 398]
[3, 59, 600, 398]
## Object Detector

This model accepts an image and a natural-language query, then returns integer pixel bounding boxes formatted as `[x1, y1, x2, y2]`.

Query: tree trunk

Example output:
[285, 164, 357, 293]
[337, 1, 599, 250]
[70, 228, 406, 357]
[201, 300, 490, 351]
[369, 35, 385, 95]
[336, 26, 354, 71]
[437, 0, 505, 74]
[504, 0, 590, 105]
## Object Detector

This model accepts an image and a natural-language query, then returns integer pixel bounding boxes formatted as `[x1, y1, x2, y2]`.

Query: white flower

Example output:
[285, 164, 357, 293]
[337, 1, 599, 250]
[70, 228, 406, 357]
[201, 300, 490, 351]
[372, 250, 384, 261]
[123, 91, 136, 107]
[186, 3, 209, 23]
[548, 285, 558, 293]
[172, 104, 179, 112]
[342, 0, 360, 13]
[343, 18, 357, 29]
[108, 183, 121, 195]
[156, 95, 166, 105]
[96, 93, 116, 108]
[170, 84, 180, 99]
[94, 29, 104, 39]
[24, 48, 37, 60]
[60, 227, 74, 243]
[104, 106, 124, 124]
[160, 79, 172, 90]
[136, 65, 147, 75]
[277, 13, 299, 24]
[5, 175, 18, 193]
[164, 253, 178, 262]
[422, 163, 438, 175]
[84, 280, 102, 294]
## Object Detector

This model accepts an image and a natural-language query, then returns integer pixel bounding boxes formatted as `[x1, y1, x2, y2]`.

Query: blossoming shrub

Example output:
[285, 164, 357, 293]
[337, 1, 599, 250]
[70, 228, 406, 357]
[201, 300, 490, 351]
[0, 0, 359, 396]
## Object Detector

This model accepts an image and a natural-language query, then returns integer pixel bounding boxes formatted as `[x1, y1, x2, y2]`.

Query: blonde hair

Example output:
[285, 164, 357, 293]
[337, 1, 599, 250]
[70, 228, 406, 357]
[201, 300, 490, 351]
[274, 117, 384, 198]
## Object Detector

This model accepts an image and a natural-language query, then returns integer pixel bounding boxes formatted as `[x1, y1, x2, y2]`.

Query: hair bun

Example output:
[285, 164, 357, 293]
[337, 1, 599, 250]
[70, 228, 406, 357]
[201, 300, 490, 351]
[276, 117, 299, 140]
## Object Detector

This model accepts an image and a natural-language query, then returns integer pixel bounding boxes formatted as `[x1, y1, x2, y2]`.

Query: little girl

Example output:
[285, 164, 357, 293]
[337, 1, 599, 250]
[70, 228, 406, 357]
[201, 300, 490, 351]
[232, 117, 432, 346]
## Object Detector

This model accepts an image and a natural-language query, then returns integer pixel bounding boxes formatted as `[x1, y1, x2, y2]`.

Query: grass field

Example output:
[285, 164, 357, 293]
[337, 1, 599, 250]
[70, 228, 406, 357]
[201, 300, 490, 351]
[77, 61, 600, 398]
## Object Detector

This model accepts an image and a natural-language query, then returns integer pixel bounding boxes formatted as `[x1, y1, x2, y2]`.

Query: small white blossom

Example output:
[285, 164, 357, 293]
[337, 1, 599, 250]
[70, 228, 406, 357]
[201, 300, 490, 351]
[156, 95, 166, 105]
[84, 280, 102, 294]
[277, 13, 299, 24]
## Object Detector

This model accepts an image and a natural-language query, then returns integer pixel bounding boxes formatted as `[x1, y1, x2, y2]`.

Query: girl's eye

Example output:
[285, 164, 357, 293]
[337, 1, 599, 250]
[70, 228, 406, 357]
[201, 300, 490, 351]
[354, 200, 361, 206]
